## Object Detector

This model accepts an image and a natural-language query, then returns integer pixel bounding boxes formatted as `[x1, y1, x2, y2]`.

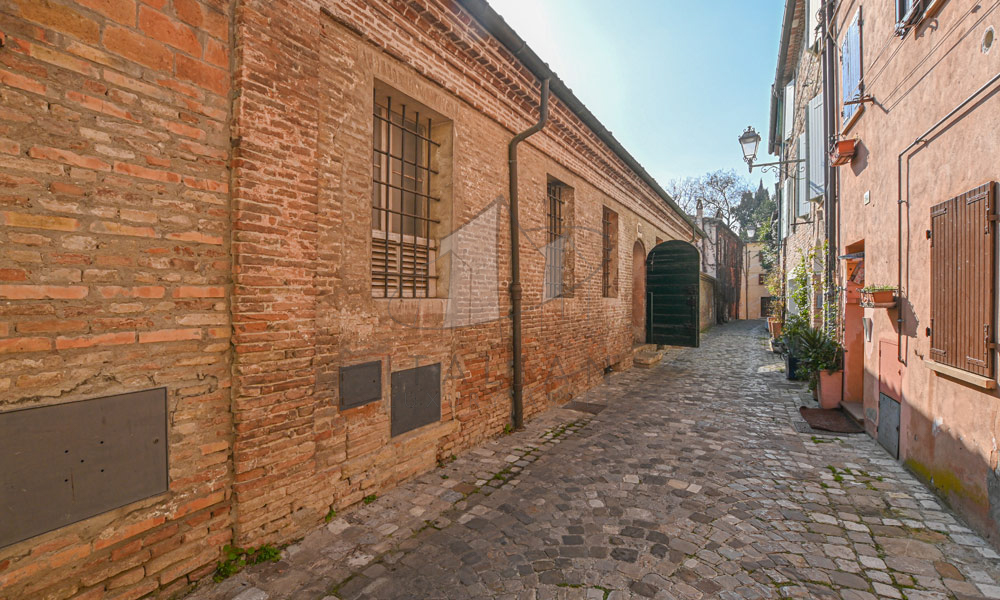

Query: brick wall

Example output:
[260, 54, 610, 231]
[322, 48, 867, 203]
[0, 0, 234, 598]
[0, 0, 699, 596]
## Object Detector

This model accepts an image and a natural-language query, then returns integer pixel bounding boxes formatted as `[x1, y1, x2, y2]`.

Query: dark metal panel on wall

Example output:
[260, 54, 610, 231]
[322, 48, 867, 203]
[390, 363, 441, 437]
[339, 360, 382, 410]
[0, 388, 169, 548]
[878, 393, 901, 460]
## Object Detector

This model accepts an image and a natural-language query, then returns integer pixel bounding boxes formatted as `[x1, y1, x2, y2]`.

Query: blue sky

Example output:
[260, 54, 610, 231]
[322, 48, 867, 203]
[490, 0, 786, 189]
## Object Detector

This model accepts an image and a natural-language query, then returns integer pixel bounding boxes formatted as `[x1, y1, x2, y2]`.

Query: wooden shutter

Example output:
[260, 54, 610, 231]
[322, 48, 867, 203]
[782, 177, 793, 236]
[784, 80, 795, 140]
[929, 182, 997, 377]
[797, 134, 809, 217]
[808, 0, 820, 49]
[808, 94, 825, 200]
[841, 10, 862, 125]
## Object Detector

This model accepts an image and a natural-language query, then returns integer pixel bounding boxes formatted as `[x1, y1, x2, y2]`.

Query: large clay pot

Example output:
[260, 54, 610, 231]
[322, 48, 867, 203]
[818, 370, 844, 409]
[767, 318, 782, 339]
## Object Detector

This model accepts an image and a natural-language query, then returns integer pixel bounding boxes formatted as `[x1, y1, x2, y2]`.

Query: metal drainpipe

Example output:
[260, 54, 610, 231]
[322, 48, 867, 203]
[895, 71, 1000, 363]
[509, 78, 550, 431]
[821, 0, 844, 402]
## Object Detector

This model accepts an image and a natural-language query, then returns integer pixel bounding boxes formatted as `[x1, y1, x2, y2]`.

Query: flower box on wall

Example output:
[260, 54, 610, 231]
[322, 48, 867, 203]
[831, 139, 857, 166]
[860, 290, 897, 308]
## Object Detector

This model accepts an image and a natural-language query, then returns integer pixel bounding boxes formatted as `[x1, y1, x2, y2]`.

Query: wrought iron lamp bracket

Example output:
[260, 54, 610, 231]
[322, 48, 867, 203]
[744, 158, 805, 174]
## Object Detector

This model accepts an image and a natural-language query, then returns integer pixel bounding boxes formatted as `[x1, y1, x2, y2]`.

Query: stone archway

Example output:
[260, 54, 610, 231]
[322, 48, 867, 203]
[632, 239, 646, 344]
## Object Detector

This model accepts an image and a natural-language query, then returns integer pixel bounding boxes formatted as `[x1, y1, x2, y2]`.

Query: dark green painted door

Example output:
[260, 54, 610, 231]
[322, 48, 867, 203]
[646, 241, 700, 347]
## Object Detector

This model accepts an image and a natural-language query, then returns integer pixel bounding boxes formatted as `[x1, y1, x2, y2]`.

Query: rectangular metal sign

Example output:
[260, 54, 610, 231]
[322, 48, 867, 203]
[339, 360, 382, 410]
[390, 363, 441, 437]
[0, 388, 168, 548]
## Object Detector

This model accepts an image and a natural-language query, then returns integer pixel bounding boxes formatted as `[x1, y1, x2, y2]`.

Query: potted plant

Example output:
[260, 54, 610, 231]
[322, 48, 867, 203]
[780, 313, 809, 380]
[766, 299, 784, 339]
[796, 326, 844, 409]
[860, 284, 897, 307]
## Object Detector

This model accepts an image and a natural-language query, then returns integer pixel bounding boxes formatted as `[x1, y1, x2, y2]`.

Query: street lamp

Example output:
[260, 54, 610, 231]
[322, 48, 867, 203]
[738, 125, 805, 174]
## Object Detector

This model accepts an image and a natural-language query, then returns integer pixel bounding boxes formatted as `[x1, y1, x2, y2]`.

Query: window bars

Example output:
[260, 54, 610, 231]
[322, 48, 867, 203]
[371, 92, 440, 298]
[545, 182, 565, 299]
[602, 207, 616, 297]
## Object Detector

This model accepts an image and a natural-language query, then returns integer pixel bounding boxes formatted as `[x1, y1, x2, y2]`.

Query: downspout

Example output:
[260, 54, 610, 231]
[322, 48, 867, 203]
[509, 78, 550, 430]
[821, 0, 843, 401]
[896, 71, 1000, 363]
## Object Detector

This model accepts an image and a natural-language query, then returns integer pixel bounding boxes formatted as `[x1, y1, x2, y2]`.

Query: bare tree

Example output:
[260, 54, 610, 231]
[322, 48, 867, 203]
[667, 169, 752, 230]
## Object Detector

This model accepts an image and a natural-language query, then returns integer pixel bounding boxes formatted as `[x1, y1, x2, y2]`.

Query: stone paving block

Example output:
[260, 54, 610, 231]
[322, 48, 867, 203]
[184, 322, 1000, 600]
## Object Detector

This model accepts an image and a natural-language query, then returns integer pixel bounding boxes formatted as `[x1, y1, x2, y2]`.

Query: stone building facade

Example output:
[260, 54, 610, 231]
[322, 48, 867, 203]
[769, 0, 829, 328]
[0, 1, 698, 598]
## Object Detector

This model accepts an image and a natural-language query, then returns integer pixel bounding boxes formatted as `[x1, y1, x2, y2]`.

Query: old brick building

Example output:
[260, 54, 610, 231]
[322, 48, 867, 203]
[0, 0, 698, 598]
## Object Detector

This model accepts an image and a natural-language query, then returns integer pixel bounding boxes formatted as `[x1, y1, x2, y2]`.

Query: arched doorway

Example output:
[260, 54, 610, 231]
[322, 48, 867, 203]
[631, 240, 646, 344]
[646, 240, 700, 348]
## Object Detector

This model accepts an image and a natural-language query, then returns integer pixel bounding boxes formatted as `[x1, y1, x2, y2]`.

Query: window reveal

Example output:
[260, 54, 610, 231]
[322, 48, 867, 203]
[372, 92, 440, 298]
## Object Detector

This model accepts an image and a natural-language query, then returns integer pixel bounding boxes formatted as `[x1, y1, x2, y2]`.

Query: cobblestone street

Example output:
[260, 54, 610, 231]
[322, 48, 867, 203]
[194, 321, 1000, 600]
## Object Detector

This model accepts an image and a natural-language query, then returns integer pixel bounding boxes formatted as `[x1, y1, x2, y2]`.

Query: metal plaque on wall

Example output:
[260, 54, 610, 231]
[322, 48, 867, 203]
[339, 360, 382, 410]
[0, 388, 169, 548]
[877, 392, 901, 460]
[390, 363, 441, 437]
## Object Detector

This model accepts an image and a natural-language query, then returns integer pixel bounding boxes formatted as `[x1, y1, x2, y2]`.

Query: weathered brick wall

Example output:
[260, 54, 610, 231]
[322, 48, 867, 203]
[0, 0, 699, 596]
[227, 0, 698, 547]
[0, 1, 234, 598]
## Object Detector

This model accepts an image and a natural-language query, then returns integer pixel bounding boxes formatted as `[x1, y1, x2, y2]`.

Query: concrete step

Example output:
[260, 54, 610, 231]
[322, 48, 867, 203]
[841, 402, 865, 425]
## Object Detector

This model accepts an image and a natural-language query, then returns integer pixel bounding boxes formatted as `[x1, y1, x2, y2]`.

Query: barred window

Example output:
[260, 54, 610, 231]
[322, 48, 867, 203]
[602, 207, 618, 297]
[545, 181, 565, 299]
[371, 89, 441, 298]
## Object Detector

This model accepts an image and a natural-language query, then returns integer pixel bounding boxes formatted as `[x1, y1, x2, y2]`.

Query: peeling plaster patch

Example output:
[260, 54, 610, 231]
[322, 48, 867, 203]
[932, 416, 943, 436]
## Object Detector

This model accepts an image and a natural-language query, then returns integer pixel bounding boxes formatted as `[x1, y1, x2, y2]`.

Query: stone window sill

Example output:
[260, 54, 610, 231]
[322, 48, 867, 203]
[925, 360, 997, 389]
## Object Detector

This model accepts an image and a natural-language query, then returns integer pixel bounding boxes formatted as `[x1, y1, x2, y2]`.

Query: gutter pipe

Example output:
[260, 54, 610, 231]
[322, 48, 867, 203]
[457, 0, 702, 238]
[509, 78, 550, 430]
[896, 71, 1000, 363]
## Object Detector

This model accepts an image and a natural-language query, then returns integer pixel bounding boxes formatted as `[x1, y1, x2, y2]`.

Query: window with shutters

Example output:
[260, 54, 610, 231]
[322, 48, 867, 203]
[797, 134, 809, 218]
[807, 94, 825, 201]
[371, 85, 452, 298]
[807, 0, 821, 50]
[783, 80, 795, 140]
[602, 207, 618, 298]
[895, 0, 925, 34]
[840, 9, 863, 127]
[929, 182, 997, 379]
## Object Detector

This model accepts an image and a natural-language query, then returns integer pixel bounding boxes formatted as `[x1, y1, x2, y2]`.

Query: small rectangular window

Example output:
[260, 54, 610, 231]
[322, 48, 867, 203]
[372, 88, 445, 298]
[759, 273, 767, 285]
[602, 207, 618, 298]
[545, 181, 565, 299]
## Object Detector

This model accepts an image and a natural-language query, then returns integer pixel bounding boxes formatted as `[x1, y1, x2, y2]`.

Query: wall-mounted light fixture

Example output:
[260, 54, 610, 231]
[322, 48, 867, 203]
[738, 126, 804, 174]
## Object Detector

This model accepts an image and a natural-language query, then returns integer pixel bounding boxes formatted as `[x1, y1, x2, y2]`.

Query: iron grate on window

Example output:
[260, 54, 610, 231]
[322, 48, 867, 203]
[372, 91, 440, 298]
[545, 182, 565, 299]
[602, 207, 617, 297]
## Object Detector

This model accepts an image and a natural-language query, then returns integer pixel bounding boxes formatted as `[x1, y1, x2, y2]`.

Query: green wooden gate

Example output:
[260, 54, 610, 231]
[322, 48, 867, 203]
[646, 241, 700, 347]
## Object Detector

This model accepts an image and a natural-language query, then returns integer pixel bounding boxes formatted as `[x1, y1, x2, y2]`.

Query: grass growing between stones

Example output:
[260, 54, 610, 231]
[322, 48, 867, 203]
[213, 543, 281, 582]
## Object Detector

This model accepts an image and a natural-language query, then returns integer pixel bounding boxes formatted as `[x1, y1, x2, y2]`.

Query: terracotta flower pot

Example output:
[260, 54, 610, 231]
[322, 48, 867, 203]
[818, 370, 843, 409]
[767, 318, 782, 339]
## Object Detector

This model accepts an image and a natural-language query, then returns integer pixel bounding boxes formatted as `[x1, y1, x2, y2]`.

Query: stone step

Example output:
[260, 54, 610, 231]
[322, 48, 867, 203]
[841, 401, 865, 424]
[634, 349, 664, 367]
[632, 343, 658, 354]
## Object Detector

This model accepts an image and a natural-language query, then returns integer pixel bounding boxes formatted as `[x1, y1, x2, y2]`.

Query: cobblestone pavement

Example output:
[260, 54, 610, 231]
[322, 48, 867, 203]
[191, 321, 1000, 600]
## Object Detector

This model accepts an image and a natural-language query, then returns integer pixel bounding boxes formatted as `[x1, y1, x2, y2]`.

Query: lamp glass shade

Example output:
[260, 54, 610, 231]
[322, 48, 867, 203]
[739, 128, 761, 162]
